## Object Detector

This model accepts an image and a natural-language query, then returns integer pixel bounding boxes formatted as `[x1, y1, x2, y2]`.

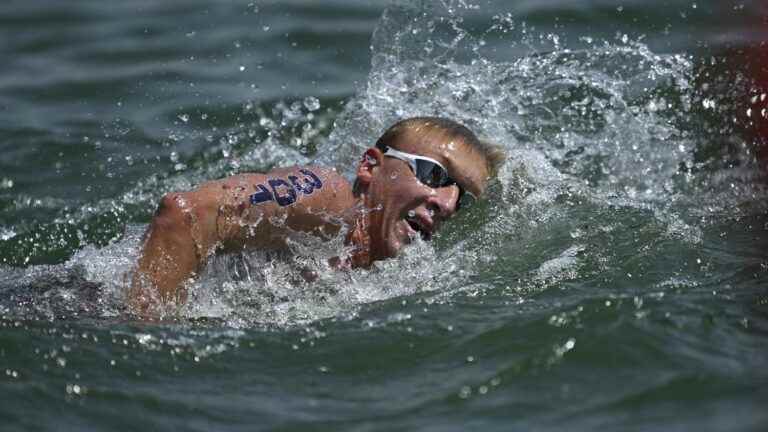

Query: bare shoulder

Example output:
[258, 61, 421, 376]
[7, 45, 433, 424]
[267, 165, 349, 187]
[277, 165, 353, 214]
[195, 165, 351, 199]
[253, 164, 352, 202]
[212, 164, 354, 222]
[245, 165, 354, 240]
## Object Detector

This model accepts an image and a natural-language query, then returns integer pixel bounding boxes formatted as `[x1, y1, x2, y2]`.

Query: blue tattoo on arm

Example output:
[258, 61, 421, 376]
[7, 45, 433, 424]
[299, 168, 323, 189]
[250, 184, 273, 204]
[289, 175, 314, 195]
[249, 169, 323, 207]
[268, 178, 297, 206]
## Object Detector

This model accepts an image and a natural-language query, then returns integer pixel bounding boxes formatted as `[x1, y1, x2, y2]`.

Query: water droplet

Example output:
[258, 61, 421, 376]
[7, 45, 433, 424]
[178, 114, 189, 123]
[0, 228, 16, 241]
[65, 384, 80, 395]
[303, 96, 320, 112]
[239, 65, 246, 72]
[0, 178, 13, 189]
[458, 386, 472, 399]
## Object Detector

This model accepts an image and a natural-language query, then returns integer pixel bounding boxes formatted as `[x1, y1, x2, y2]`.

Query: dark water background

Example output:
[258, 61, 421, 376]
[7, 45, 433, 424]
[1, 1, 768, 430]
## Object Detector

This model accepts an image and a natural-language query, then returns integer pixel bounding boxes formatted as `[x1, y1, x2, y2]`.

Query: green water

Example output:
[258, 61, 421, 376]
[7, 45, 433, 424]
[1, 1, 767, 430]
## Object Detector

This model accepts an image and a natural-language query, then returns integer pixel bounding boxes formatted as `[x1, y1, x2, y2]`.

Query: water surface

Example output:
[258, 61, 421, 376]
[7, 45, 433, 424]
[1, 1, 767, 431]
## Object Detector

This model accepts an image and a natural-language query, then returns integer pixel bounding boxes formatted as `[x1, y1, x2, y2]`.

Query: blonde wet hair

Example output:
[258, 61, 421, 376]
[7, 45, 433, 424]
[374, 116, 506, 178]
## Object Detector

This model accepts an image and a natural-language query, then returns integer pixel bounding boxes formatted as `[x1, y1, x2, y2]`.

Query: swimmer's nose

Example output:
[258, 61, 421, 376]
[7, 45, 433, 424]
[426, 185, 460, 219]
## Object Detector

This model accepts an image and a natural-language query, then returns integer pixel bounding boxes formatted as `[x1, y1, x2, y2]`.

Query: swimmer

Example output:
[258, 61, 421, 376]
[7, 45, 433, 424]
[129, 117, 505, 316]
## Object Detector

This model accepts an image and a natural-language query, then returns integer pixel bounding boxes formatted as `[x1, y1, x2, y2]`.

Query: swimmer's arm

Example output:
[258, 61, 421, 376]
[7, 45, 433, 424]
[129, 167, 352, 316]
[129, 173, 281, 316]
[128, 193, 201, 315]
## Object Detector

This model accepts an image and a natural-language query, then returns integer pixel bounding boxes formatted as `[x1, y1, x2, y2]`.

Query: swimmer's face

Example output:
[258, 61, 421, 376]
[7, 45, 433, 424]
[356, 130, 490, 260]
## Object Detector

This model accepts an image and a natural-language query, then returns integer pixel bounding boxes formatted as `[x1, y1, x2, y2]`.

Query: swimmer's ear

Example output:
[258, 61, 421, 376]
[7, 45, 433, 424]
[355, 148, 383, 188]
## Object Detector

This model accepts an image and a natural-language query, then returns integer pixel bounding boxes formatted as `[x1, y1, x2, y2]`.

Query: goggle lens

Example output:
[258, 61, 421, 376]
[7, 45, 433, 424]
[383, 147, 475, 210]
[414, 159, 451, 188]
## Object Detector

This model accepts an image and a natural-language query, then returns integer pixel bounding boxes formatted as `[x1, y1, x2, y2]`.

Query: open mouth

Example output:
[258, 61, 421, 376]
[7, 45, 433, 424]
[406, 217, 432, 241]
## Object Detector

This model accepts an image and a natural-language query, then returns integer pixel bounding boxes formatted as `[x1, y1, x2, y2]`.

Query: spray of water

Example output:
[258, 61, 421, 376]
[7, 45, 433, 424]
[1, 0, 765, 332]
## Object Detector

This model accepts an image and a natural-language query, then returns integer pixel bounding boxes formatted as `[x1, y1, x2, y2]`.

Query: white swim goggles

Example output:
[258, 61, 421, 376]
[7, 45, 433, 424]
[382, 146, 476, 210]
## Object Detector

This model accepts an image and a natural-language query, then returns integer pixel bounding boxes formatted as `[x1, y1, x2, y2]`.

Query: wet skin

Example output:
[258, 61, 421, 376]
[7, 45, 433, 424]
[130, 137, 490, 317]
[357, 132, 489, 261]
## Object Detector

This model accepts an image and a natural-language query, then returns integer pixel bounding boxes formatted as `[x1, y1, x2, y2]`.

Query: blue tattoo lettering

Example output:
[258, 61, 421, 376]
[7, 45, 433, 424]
[288, 175, 314, 195]
[299, 168, 323, 189]
[268, 178, 297, 206]
[249, 169, 324, 207]
[250, 184, 274, 204]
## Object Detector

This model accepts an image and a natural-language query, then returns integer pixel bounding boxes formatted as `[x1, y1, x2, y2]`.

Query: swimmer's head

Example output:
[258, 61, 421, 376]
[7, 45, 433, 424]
[354, 116, 505, 261]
